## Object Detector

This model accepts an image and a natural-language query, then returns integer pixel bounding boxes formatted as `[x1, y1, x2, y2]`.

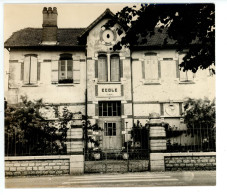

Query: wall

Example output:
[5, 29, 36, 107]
[131, 49, 215, 127]
[165, 155, 216, 171]
[5, 155, 84, 176]
[150, 152, 216, 172]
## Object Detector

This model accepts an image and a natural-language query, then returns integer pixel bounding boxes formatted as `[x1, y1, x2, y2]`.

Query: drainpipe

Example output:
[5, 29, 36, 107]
[85, 47, 88, 154]
[130, 50, 135, 148]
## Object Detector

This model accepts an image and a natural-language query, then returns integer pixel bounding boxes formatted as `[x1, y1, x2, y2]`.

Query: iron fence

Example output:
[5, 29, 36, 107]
[166, 127, 216, 152]
[5, 129, 67, 156]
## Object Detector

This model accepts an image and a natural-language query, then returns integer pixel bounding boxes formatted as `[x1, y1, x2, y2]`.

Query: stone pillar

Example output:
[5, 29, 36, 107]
[147, 112, 166, 171]
[66, 114, 84, 174]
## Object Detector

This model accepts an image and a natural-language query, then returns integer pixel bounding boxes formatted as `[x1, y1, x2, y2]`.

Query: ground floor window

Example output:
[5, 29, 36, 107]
[99, 101, 121, 116]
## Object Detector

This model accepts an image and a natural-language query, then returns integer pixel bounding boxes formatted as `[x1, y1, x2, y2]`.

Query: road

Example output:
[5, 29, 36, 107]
[5, 171, 216, 188]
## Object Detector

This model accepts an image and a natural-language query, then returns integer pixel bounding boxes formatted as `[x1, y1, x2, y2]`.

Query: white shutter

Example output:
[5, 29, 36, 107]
[51, 60, 59, 84]
[161, 60, 176, 80]
[30, 56, 38, 84]
[145, 55, 158, 80]
[24, 56, 30, 84]
[73, 60, 80, 83]
[98, 57, 107, 82]
[111, 56, 120, 81]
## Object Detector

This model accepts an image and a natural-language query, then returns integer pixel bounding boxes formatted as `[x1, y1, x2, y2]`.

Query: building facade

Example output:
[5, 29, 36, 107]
[5, 7, 215, 151]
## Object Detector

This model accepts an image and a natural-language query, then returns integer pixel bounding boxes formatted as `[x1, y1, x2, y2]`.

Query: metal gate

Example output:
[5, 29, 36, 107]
[84, 149, 150, 173]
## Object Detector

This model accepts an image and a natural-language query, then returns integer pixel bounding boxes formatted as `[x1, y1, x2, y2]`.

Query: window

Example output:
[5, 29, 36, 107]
[23, 54, 38, 84]
[59, 54, 73, 83]
[97, 54, 121, 82]
[144, 54, 159, 80]
[104, 122, 116, 136]
[179, 55, 194, 82]
[98, 55, 108, 82]
[110, 55, 120, 81]
[99, 101, 121, 116]
[160, 58, 177, 80]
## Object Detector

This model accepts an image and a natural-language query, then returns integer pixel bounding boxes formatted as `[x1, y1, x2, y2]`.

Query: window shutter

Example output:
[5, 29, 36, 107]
[142, 61, 145, 79]
[95, 85, 98, 96]
[179, 103, 183, 115]
[121, 103, 124, 116]
[30, 56, 38, 84]
[160, 103, 164, 116]
[95, 60, 98, 78]
[158, 60, 161, 78]
[51, 60, 59, 84]
[176, 60, 180, 78]
[121, 85, 124, 96]
[111, 56, 120, 81]
[95, 104, 99, 116]
[37, 62, 41, 81]
[24, 56, 30, 84]
[21, 62, 24, 81]
[73, 60, 80, 83]
[120, 59, 123, 78]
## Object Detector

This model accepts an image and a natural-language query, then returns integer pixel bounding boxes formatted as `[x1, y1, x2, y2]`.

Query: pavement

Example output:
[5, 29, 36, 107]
[5, 171, 216, 188]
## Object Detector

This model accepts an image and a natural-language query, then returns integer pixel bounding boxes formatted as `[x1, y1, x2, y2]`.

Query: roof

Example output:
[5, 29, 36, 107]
[4, 8, 179, 50]
[4, 28, 86, 49]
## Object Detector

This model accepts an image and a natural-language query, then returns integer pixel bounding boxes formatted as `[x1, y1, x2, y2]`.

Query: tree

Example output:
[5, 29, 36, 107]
[106, 4, 215, 73]
[183, 97, 216, 129]
[5, 96, 73, 156]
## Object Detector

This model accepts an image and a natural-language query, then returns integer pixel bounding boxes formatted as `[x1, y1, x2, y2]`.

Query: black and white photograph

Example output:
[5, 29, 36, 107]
[1, 0, 224, 191]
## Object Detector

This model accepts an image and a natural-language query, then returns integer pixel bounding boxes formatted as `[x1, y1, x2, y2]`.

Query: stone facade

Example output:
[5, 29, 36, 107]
[5, 157, 70, 176]
[165, 156, 216, 171]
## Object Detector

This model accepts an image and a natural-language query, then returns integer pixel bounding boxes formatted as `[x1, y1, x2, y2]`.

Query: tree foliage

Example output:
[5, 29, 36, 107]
[5, 97, 73, 156]
[106, 4, 215, 73]
[183, 97, 215, 129]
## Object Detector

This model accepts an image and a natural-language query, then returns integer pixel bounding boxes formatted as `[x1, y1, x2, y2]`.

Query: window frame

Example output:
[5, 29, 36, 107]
[104, 122, 117, 136]
[23, 54, 38, 85]
[99, 101, 121, 117]
[58, 54, 73, 84]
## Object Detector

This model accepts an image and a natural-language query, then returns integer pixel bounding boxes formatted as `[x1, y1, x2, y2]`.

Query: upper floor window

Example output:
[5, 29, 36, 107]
[98, 54, 108, 82]
[22, 54, 39, 85]
[99, 101, 121, 116]
[110, 55, 120, 82]
[59, 54, 73, 84]
[179, 54, 194, 82]
[96, 54, 121, 82]
[160, 58, 177, 80]
[143, 53, 159, 81]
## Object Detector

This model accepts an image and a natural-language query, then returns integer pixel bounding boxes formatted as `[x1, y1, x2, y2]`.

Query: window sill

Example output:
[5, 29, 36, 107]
[142, 79, 161, 85]
[22, 84, 39, 87]
[97, 82, 121, 84]
[178, 80, 195, 84]
[57, 83, 75, 87]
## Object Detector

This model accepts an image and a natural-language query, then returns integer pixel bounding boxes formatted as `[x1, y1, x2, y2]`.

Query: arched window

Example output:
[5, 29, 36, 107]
[59, 53, 73, 83]
[110, 54, 120, 82]
[98, 54, 108, 82]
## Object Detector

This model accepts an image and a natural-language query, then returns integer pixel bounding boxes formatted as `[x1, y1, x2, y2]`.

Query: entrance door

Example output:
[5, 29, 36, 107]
[99, 118, 122, 150]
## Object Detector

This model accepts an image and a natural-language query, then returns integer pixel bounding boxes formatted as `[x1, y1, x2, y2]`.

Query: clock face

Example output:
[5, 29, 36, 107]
[102, 29, 115, 43]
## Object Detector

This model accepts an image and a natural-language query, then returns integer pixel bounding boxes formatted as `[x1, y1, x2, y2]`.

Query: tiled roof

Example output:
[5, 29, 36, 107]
[4, 28, 86, 48]
[5, 27, 178, 49]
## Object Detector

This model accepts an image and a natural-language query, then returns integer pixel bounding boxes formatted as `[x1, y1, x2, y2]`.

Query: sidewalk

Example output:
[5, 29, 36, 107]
[5, 170, 216, 188]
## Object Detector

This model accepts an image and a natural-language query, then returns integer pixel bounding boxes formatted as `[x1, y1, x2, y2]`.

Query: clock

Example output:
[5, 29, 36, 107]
[100, 28, 116, 45]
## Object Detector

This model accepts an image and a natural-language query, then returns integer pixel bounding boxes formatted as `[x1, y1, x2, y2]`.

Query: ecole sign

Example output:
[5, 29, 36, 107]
[98, 84, 121, 97]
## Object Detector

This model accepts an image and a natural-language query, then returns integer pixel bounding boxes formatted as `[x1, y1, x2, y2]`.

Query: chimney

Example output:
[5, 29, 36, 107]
[42, 7, 58, 45]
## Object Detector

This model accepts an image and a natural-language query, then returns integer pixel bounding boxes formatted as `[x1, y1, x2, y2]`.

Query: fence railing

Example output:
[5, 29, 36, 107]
[5, 131, 67, 156]
[166, 127, 216, 152]
[85, 149, 149, 161]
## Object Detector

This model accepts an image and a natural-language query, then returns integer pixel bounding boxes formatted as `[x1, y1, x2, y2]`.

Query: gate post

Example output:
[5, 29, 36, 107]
[66, 113, 84, 175]
[147, 112, 166, 171]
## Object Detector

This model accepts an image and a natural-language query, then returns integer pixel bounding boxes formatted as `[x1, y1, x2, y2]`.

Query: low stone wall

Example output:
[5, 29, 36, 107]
[150, 152, 216, 171]
[165, 155, 216, 171]
[85, 160, 149, 173]
[5, 155, 84, 176]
